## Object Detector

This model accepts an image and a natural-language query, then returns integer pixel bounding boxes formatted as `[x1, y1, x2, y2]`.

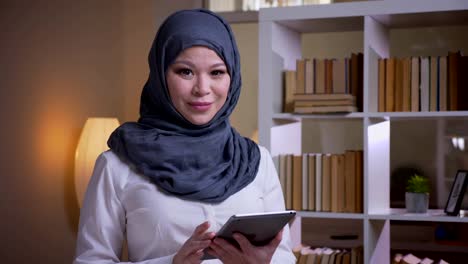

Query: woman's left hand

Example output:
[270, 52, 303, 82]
[206, 229, 283, 264]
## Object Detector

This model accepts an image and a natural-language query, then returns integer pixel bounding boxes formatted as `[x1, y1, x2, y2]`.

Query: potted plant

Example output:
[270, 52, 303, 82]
[405, 174, 430, 213]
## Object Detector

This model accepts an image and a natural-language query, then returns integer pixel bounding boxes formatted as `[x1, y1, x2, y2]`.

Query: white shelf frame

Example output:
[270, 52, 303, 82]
[258, 1, 468, 263]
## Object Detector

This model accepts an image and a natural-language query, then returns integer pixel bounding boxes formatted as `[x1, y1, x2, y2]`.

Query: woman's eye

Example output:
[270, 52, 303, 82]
[177, 68, 193, 76]
[211, 70, 226, 76]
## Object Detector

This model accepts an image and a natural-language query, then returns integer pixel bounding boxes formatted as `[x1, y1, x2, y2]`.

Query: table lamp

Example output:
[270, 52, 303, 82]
[75, 117, 120, 207]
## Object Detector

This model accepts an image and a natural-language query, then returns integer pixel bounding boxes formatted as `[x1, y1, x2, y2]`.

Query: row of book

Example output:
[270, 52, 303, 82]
[378, 51, 468, 112]
[277, 151, 363, 213]
[283, 53, 363, 113]
[293, 245, 363, 264]
[392, 253, 450, 264]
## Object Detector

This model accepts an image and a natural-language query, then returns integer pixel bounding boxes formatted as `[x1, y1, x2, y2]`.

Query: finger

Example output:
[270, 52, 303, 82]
[186, 249, 204, 264]
[184, 239, 212, 255]
[269, 229, 283, 248]
[232, 233, 253, 253]
[193, 221, 211, 237]
[212, 237, 241, 256]
[200, 231, 216, 240]
[210, 239, 231, 259]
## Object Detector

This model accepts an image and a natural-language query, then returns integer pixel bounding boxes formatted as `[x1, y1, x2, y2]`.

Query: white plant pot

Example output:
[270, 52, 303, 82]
[405, 192, 429, 213]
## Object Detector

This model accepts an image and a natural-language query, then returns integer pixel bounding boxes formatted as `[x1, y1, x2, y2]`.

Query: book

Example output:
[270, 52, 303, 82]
[350, 52, 364, 111]
[302, 154, 309, 210]
[429, 56, 438, 111]
[305, 58, 315, 94]
[458, 55, 468, 110]
[401, 253, 421, 264]
[321, 154, 331, 212]
[355, 150, 363, 213]
[294, 98, 355, 107]
[448, 51, 460, 110]
[420, 57, 430, 111]
[385, 57, 396, 112]
[296, 59, 306, 94]
[378, 58, 386, 112]
[436, 259, 449, 264]
[342, 251, 351, 264]
[410, 56, 420, 112]
[297, 246, 311, 264]
[319, 248, 334, 264]
[308, 154, 316, 211]
[279, 155, 287, 201]
[294, 105, 357, 114]
[337, 154, 346, 212]
[315, 153, 322, 211]
[439, 56, 447, 111]
[292, 155, 303, 211]
[285, 154, 293, 209]
[294, 93, 355, 101]
[344, 150, 356, 212]
[392, 253, 403, 264]
[395, 57, 404, 111]
[420, 257, 434, 264]
[316, 59, 326, 94]
[284, 71, 296, 113]
[402, 57, 411, 112]
[333, 58, 347, 94]
[325, 59, 334, 94]
[330, 154, 341, 212]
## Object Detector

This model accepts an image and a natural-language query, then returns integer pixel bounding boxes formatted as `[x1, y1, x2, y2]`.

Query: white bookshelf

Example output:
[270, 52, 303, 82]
[258, 0, 468, 263]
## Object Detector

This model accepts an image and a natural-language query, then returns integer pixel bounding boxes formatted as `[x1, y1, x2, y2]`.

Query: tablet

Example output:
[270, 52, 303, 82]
[203, 210, 296, 259]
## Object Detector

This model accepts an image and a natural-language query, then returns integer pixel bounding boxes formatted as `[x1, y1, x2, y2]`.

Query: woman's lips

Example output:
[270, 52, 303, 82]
[189, 102, 212, 111]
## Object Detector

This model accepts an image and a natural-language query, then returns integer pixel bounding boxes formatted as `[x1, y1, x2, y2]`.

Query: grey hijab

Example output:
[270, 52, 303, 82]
[107, 9, 260, 203]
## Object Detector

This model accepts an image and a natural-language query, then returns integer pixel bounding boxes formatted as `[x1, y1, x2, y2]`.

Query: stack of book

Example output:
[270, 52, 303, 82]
[277, 150, 363, 213]
[293, 245, 363, 264]
[283, 53, 363, 114]
[294, 93, 357, 114]
[392, 253, 450, 264]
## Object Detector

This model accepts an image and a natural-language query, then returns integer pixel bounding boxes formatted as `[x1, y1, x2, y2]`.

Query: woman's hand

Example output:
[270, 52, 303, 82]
[206, 229, 283, 264]
[173, 221, 215, 264]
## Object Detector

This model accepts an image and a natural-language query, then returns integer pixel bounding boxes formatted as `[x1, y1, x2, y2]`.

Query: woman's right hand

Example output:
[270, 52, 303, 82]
[173, 221, 215, 264]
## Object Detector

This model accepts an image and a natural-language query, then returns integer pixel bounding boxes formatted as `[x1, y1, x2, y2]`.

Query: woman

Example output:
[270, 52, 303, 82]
[74, 9, 295, 264]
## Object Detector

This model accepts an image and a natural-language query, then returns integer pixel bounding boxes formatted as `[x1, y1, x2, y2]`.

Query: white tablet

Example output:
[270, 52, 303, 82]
[203, 210, 296, 259]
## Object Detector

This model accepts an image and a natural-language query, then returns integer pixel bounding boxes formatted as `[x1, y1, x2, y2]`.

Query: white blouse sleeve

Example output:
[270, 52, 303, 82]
[259, 147, 297, 264]
[73, 153, 174, 264]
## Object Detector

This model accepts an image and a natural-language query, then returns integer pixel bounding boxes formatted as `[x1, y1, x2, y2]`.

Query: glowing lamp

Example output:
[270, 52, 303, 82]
[75, 117, 119, 207]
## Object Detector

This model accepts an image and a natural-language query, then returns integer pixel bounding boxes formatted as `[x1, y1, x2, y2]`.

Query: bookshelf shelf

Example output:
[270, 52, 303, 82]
[258, 0, 468, 263]
[298, 211, 365, 220]
[369, 209, 468, 223]
[272, 112, 366, 121]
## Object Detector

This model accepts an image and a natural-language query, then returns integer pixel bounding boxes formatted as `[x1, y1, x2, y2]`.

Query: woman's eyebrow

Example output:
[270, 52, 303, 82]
[211, 63, 226, 68]
[171, 60, 226, 68]
[171, 60, 194, 67]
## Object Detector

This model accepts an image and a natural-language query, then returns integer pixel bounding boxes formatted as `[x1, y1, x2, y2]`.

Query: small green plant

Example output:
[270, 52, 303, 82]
[406, 174, 430, 193]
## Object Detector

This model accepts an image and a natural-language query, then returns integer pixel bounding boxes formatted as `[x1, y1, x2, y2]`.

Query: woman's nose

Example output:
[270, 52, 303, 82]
[192, 75, 210, 96]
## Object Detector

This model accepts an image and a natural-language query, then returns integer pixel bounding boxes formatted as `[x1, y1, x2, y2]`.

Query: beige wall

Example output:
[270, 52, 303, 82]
[0, 0, 156, 262]
[230, 23, 259, 139]
[0, 0, 242, 262]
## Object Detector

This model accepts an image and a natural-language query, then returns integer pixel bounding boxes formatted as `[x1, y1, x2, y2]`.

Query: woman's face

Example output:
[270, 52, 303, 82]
[166, 46, 230, 126]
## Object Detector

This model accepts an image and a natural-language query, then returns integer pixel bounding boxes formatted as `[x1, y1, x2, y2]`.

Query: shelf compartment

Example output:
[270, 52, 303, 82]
[301, 217, 363, 249]
[298, 211, 365, 219]
[369, 208, 468, 223]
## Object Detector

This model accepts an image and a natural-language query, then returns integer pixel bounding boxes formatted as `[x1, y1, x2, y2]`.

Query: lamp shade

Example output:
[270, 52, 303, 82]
[75, 117, 120, 207]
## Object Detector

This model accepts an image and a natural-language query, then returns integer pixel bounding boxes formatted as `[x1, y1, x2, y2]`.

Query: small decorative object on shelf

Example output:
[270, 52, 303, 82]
[405, 174, 430, 213]
[444, 170, 468, 216]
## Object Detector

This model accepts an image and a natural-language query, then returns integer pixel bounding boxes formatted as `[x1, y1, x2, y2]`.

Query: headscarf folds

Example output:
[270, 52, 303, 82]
[108, 9, 260, 203]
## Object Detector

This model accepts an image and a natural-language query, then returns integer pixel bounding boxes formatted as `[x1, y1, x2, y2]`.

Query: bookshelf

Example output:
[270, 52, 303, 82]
[257, 0, 468, 263]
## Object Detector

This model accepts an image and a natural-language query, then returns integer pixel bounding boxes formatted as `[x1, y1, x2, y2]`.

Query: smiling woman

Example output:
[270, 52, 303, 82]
[166, 46, 231, 126]
[73, 8, 296, 264]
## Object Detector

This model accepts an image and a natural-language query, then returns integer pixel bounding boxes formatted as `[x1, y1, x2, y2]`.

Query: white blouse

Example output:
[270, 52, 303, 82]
[73, 146, 296, 264]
